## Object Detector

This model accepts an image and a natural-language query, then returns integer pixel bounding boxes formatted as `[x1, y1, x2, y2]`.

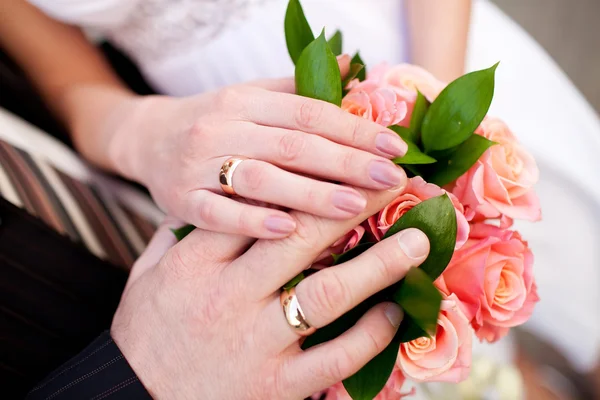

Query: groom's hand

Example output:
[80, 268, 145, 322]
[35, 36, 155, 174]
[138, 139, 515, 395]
[111, 182, 430, 399]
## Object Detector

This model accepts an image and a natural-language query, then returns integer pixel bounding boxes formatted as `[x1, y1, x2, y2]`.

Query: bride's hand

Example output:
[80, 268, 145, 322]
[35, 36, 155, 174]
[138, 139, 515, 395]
[109, 72, 408, 238]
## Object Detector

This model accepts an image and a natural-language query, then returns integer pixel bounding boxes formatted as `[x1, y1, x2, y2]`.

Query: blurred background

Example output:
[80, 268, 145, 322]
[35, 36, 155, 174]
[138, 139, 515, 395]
[0, 0, 598, 399]
[493, 0, 600, 113]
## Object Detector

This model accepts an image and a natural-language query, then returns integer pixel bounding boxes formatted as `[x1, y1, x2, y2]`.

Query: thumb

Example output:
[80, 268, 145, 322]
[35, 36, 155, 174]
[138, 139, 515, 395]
[126, 216, 182, 288]
[249, 53, 352, 93]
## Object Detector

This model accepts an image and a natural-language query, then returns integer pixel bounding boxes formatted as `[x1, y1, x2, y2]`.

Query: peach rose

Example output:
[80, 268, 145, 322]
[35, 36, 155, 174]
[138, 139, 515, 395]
[342, 80, 408, 127]
[314, 226, 365, 266]
[437, 223, 539, 342]
[346, 63, 445, 129]
[451, 117, 541, 222]
[379, 63, 446, 103]
[397, 293, 473, 383]
[312, 369, 415, 400]
[367, 176, 469, 249]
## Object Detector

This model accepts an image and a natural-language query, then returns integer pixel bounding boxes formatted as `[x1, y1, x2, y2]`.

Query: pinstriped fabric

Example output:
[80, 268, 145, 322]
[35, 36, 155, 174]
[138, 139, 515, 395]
[0, 138, 157, 268]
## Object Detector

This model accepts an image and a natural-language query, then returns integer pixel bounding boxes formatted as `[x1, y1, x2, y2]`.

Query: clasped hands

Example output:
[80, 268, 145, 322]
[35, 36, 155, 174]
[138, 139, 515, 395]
[112, 182, 430, 399]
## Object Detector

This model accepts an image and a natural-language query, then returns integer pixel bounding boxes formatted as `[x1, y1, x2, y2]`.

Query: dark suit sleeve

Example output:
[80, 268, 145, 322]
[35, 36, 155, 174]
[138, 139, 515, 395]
[26, 331, 152, 400]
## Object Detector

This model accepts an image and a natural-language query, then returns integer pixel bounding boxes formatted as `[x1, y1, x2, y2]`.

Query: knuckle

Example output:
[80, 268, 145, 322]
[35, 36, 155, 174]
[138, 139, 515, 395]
[305, 269, 351, 319]
[215, 86, 239, 108]
[289, 215, 320, 249]
[371, 250, 397, 284]
[238, 161, 267, 192]
[296, 100, 324, 130]
[187, 119, 211, 142]
[236, 208, 254, 235]
[197, 197, 218, 227]
[361, 325, 386, 355]
[321, 346, 354, 382]
[196, 281, 226, 325]
[162, 245, 197, 280]
[349, 117, 363, 144]
[260, 363, 289, 399]
[339, 150, 357, 177]
[278, 131, 306, 162]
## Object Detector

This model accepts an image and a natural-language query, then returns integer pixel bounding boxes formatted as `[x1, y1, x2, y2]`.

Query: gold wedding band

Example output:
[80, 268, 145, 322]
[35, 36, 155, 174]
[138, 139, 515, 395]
[219, 156, 248, 195]
[280, 288, 316, 336]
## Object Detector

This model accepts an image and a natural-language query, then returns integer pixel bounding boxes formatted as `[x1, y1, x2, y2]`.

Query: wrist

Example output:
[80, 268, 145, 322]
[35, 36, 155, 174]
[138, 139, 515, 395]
[106, 94, 166, 183]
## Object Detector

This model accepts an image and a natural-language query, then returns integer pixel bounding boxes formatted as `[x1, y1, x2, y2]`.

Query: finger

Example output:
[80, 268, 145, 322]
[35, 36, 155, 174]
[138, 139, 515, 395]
[126, 216, 182, 287]
[262, 228, 429, 346]
[180, 189, 297, 239]
[205, 157, 375, 219]
[246, 54, 351, 93]
[295, 228, 429, 328]
[232, 184, 408, 298]
[223, 122, 407, 190]
[241, 90, 408, 159]
[284, 302, 403, 398]
[163, 225, 256, 275]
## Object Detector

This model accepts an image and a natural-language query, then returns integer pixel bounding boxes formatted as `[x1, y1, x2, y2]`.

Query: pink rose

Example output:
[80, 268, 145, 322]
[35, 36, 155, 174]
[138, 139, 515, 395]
[346, 63, 445, 129]
[451, 117, 541, 222]
[314, 226, 365, 266]
[438, 223, 539, 342]
[312, 369, 415, 400]
[367, 176, 469, 249]
[397, 293, 473, 383]
[376, 63, 446, 103]
[342, 80, 408, 127]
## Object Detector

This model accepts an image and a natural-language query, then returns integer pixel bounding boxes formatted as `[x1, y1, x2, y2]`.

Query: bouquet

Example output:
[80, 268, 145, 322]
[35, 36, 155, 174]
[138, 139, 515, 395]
[174, 1, 541, 398]
[284, 1, 541, 399]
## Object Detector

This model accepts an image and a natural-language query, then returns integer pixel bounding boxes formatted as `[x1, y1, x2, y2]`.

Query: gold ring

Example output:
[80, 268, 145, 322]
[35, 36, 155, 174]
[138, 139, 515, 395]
[219, 156, 248, 195]
[280, 288, 316, 336]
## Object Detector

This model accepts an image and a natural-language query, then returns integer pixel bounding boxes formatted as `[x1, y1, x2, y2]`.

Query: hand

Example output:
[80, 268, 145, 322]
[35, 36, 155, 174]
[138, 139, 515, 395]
[111, 186, 430, 399]
[109, 58, 408, 239]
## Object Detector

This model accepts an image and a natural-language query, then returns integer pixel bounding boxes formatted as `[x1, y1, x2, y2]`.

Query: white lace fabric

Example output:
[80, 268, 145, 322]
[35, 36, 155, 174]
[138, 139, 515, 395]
[30, 0, 273, 63]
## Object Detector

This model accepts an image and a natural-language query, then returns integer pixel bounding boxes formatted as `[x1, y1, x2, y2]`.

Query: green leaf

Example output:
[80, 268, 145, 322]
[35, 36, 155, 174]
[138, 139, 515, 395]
[283, 272, 305, 290]
[408, 91, 430, 144]
[333, 242, 375, 265]
[171, 224, 195, 241]
[351, 52, 366, 81]
[303, 197, 455, 398]
[343, 341, 400, 400]
[342, 63, 365, 88]
[393, 268, 442, 336]
[331, 241, 374, 271]
[284, 0, 315, 64]
[395, 315, 429, 342]
[302, 293, 376, 350]
[384, 194, 457, 280]
[327, 30, 343, 56]
[421, 63, 498, 152]
[390, 126, 437, 165]
[427, 134, 496, 186]
[295, 31, 343, 106]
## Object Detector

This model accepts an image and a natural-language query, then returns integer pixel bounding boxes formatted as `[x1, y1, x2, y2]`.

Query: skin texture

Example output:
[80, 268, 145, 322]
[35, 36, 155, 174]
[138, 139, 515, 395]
[405, 0, 472, 82]
[0, 0, 471, 238]
[112, 185, 431, 399]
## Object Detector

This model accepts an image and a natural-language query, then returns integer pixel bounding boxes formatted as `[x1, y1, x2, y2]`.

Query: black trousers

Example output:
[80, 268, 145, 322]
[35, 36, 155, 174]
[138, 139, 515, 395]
[0, 197, 129, 398]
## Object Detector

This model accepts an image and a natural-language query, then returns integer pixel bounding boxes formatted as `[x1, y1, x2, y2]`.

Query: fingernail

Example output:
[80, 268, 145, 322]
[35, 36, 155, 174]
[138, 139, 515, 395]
[264, 215, 296, 234]
[397, 228, 429, 260]
[336, 54, 350, 62]
[332, 190, 367, 214]
[369, 161, 405, 187]
[385, 304, 403, 328]
[375, 132, 408, 157]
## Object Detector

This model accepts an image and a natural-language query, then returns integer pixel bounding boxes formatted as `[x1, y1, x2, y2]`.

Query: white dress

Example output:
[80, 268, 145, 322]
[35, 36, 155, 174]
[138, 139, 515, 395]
[26, 0, 600, 376]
